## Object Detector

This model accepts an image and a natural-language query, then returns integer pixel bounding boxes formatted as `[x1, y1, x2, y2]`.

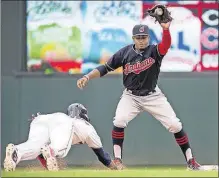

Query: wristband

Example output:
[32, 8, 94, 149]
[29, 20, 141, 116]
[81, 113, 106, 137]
[83, 75, 89, 81]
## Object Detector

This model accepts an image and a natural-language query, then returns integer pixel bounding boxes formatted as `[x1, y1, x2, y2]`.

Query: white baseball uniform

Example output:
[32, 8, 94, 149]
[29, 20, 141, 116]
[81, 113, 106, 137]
[15, 112, 102, 164]
[113, 86, 182, 133]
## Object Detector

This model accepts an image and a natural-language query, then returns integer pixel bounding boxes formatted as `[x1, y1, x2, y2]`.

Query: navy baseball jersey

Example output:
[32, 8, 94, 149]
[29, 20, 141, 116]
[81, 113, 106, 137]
[105, 44, 164, 92]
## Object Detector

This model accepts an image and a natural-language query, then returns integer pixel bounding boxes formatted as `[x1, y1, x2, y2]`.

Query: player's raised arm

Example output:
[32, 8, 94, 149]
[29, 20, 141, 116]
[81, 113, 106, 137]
[77, 50, 123, 89]
[157, 22, 172, 56]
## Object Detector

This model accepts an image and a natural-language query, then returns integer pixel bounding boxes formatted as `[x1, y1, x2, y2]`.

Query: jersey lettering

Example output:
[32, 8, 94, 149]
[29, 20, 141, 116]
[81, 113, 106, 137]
[123, 57, 155, 75]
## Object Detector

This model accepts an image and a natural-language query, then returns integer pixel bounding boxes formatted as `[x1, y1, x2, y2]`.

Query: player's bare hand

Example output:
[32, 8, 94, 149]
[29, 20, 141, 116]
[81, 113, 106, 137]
[77, 77, 89, 89]
[160, 21, 171, 29]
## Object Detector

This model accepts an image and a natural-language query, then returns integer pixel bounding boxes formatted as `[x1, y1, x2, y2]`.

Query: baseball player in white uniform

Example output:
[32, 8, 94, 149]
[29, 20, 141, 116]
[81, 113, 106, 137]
[4, 103, 117, 171]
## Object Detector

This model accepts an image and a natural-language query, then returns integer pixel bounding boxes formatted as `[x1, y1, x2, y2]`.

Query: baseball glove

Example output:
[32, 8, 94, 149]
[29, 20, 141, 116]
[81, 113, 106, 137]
[146, 4, 173, 24]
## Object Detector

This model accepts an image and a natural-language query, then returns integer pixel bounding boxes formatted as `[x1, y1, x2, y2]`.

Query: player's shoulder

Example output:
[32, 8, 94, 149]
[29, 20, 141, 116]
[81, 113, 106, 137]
[117, 44, 132, 54]
[149, 44, 157, 49]
[148, 44, 165, 58]
[50, 112, 69, 118]
[72, 118, 95, 129]
[122, 44, 133, 50]
[121, 44, 133, 52]
[50, 112, 66, 115]
[115, 44, 133, 58]
[146, 44, 158, 53]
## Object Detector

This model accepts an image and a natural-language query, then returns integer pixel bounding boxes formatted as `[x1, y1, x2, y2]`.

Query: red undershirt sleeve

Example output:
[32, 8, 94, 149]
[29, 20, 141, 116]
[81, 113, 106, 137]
[157, 29, 171, 55]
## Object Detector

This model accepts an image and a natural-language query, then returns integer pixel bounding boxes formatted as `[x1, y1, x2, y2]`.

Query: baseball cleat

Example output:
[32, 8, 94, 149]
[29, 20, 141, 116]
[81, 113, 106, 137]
[187, 158, 202, 170]
[4, 144, 18, 172]
[37, 154, 47, 169]
[113, 158, 126, 170]
[41, 145, 59, 171]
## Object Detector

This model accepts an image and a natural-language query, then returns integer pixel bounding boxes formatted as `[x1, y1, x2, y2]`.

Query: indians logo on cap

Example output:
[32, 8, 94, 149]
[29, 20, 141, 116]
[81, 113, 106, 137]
[139, 26, 144, 32]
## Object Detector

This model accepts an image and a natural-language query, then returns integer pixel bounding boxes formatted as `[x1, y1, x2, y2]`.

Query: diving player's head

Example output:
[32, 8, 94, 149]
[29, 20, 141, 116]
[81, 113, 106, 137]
[132, 24, 150, 50]
[67, 103, 90, 122]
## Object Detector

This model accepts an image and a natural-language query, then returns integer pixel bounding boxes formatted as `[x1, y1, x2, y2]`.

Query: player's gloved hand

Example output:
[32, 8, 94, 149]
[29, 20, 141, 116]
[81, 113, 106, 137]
[108, 161, 118, 170]
[77, 75, 89, 89]
[146, 4, 173, 24]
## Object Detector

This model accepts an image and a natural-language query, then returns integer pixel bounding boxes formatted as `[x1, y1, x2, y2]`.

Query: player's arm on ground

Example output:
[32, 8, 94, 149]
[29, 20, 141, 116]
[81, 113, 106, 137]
[77, 49, 123, 89]
[85, 129, 116, 169]
[155, 22, 172, 58]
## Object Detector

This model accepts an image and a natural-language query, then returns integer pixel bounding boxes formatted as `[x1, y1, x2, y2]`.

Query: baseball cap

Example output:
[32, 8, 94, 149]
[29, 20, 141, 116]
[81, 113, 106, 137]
[132, 24, 149, 36]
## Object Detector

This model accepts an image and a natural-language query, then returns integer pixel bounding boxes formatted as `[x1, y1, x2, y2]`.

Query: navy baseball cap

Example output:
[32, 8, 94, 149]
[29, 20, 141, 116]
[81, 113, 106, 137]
[132, 24, 149, 36]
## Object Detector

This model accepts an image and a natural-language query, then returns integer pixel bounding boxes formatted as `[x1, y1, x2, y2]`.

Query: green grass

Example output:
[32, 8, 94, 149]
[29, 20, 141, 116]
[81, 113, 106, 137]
[2, 167, 218, 177]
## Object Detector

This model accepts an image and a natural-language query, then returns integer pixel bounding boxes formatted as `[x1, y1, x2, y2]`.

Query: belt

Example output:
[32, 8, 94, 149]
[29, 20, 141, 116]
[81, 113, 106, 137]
[127, 89, 156, 96]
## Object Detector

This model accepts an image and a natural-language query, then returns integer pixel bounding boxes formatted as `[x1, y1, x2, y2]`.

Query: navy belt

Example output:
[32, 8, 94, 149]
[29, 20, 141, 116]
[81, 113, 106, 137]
[127, 89, 156, 96]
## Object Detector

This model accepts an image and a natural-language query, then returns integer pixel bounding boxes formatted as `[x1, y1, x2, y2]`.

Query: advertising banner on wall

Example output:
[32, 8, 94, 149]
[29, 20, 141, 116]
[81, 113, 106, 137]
[198, 7, 218, 71]
[142, 0, 218, 72]
[27, 1, 218, 73]
[27, 1, 142, 73]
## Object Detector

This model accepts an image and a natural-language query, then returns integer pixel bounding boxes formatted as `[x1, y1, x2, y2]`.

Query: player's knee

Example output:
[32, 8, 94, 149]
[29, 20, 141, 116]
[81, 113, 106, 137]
[26, 140, 45, 156]
[52, 148, 66, 158]
[55, 151, 65, 158]
[49, 145, 66, 158]
[167, 118, 182, 133]
[113, 113, 132, 128]
[113, 118, 128, 128]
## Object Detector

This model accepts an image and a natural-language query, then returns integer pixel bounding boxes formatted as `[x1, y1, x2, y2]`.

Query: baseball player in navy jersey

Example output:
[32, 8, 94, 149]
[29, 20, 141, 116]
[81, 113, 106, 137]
[4, 103, 118, 171]
[77, 21, 202, 170]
